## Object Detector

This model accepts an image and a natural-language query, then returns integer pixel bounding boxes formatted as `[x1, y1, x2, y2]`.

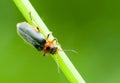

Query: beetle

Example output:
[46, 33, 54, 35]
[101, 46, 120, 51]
[17, 22, 58, 56]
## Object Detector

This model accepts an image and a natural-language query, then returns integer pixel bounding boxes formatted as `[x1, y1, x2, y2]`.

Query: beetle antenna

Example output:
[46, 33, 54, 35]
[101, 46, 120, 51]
[59, 49, 78, 54]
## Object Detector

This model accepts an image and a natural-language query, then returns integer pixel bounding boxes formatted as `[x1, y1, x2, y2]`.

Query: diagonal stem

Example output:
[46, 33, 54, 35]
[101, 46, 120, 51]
[13, 0, 85, 83]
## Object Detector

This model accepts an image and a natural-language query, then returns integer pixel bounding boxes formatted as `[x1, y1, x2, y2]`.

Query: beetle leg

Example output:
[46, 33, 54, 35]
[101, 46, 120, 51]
[36, 27, 40, 32]
[43, 53, 45, 56]
[29, 12, 32, 21]
[51, 38, 56, 43]
[29, 12, 40, 32]
[51, 38, 60, 46]
[46, 32, 52, 40]
[46, 34, 50, 40]
[55, 39, 60, 45]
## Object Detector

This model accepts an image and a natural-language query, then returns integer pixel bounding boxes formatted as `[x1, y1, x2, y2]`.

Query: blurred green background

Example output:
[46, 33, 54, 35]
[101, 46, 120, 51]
[0, 0, 120, 83]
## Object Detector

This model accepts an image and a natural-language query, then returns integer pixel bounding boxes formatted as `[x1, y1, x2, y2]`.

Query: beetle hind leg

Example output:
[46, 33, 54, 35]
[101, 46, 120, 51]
[29, 12, 40, 32]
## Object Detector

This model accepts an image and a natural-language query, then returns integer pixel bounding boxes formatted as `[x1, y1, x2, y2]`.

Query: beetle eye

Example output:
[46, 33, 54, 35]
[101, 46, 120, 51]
[46, 46, 50, 51]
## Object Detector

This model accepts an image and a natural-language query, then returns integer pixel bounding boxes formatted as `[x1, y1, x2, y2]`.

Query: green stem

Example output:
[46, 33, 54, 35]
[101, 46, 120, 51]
[13, 0, 85, 83]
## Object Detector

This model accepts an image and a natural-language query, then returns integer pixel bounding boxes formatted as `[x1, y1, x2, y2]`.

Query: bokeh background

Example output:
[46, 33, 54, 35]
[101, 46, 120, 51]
[0, 0, 120, 83]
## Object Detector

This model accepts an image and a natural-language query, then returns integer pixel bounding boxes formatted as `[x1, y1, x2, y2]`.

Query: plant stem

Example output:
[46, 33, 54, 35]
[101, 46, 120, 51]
[13, 0, 85, 83]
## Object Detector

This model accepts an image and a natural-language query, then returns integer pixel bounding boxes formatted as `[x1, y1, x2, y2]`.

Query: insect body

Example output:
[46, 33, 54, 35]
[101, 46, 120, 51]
[17, 22, 58, 56]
